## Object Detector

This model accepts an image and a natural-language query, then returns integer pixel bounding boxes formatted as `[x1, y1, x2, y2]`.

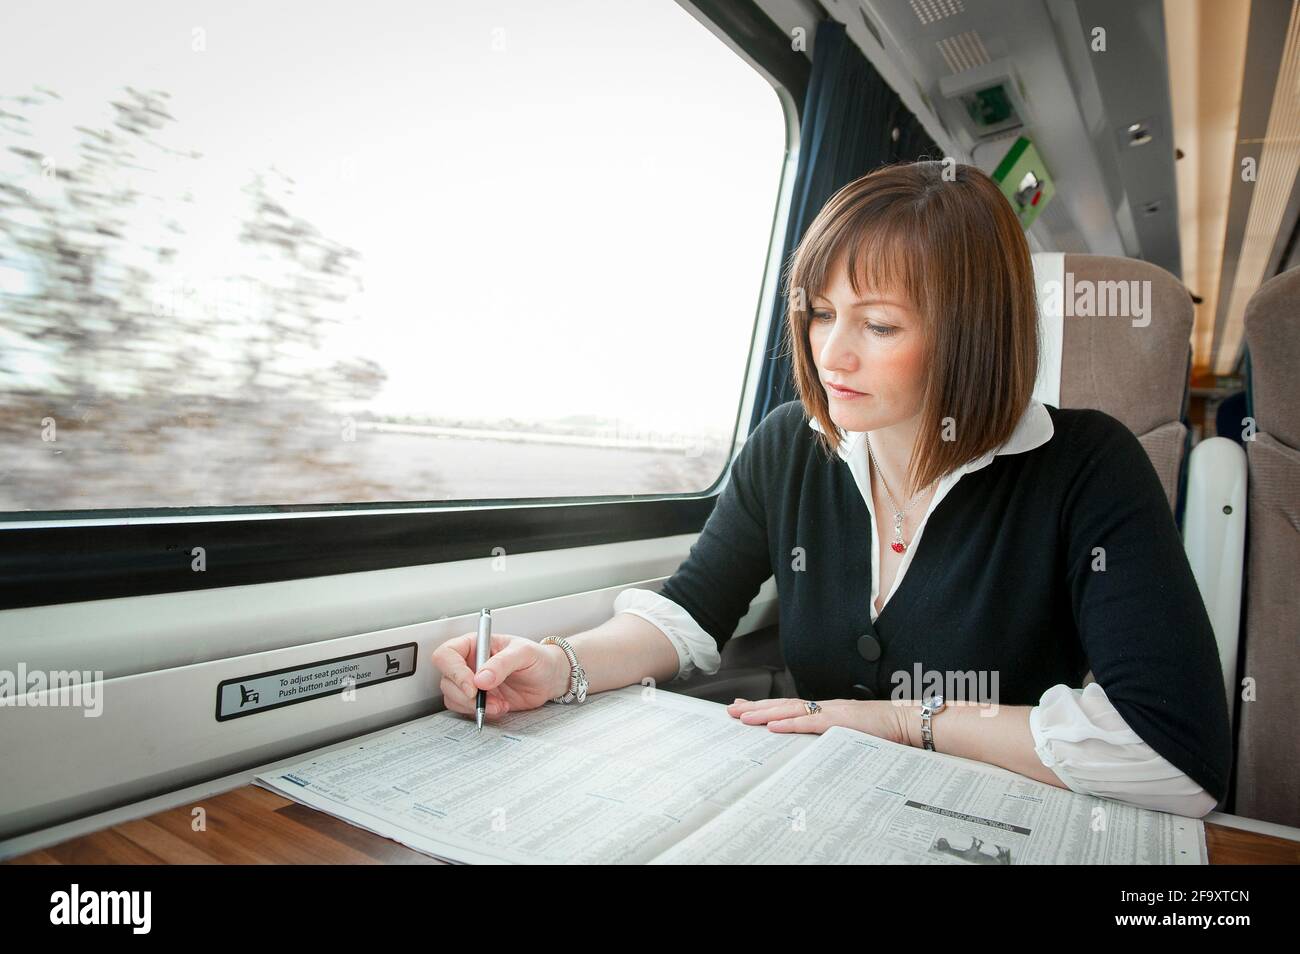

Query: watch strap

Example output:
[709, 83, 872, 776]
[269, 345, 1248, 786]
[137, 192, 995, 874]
[920, 694, 945, 751]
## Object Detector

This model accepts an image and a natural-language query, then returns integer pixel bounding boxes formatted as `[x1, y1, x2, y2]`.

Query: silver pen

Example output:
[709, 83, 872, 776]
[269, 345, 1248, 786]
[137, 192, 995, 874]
[475, 608, 492, 731]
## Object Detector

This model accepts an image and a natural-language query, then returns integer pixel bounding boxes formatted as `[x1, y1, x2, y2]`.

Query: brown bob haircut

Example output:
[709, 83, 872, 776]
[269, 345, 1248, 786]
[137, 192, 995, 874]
[783, 159, 1039, 499]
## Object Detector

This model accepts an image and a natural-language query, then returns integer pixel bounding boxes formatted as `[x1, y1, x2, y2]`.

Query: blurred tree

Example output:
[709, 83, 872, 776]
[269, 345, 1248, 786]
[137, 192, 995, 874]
[0, 85, 390, 510]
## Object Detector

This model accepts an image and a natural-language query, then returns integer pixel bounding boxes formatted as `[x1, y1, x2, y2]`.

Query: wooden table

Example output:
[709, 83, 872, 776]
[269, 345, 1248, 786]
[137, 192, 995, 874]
[5, 785, 442, 865]
[5, 784, 1298, 864]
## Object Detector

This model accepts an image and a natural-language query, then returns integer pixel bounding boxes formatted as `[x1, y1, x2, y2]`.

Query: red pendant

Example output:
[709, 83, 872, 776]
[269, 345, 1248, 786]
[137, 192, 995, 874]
[890, 513, 907, 553]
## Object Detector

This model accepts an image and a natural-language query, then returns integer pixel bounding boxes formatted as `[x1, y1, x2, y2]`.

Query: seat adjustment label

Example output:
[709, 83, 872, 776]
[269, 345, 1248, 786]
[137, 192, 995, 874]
[216, 642, 417, 721]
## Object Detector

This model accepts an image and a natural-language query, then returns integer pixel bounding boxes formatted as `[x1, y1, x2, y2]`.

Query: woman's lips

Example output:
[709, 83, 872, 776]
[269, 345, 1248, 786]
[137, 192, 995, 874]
[826, 383, 868, 399]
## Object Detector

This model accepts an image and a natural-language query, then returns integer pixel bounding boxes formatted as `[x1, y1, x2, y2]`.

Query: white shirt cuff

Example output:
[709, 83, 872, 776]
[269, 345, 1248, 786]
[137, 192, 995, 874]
[1028, 682, 1218, 817]
[612, 587, 723, 681]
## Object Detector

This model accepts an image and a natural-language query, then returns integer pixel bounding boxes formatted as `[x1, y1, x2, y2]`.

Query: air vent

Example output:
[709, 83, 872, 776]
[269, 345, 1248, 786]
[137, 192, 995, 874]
[909, 0, 965, 26]
[936, 30, 990, 73]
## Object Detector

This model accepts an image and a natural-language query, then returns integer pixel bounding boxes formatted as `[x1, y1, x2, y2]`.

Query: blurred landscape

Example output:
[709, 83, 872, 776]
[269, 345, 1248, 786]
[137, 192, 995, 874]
[0, 86, 730, 513]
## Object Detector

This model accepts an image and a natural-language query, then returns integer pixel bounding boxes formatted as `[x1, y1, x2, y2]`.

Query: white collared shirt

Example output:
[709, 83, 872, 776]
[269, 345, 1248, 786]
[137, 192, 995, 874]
[614, 398, 1218, 818]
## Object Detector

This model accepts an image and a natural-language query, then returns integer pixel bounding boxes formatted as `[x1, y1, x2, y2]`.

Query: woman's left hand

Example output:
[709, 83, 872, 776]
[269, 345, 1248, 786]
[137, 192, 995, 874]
[727, 697, 911, 746]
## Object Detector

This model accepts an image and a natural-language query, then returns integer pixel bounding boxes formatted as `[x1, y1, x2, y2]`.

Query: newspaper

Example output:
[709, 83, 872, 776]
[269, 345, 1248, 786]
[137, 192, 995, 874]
[253, 684, 1206, 864]
[650, 724, 1206, 864]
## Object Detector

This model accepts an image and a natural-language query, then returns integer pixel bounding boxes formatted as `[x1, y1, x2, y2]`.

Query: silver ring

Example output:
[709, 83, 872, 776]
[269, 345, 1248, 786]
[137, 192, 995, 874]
[803, 700, 821, 715]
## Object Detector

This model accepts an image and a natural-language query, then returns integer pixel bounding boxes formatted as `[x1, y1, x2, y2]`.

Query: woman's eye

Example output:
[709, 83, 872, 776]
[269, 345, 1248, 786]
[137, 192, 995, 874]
[810, 312, 894, 336]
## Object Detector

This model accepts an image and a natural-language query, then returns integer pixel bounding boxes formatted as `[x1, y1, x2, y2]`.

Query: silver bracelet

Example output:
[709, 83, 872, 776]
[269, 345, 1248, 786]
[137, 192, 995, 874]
[539, 635, 588, 704]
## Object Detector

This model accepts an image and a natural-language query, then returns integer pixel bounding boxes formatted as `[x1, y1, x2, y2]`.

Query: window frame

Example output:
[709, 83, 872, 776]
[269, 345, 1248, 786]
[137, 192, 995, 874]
[0, 0, 809, 611]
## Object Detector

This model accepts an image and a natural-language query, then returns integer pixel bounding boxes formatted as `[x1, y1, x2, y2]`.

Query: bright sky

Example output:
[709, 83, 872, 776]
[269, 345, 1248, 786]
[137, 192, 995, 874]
[0, 0, 787, 435]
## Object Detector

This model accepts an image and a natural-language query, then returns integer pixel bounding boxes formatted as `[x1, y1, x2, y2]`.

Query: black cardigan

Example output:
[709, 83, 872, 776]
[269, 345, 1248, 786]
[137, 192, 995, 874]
[659, 399, 1233, 801]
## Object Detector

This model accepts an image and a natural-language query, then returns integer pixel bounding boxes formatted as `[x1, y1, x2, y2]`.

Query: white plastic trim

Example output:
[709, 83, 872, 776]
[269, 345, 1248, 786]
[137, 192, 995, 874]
[1181, 436, 1248, 722]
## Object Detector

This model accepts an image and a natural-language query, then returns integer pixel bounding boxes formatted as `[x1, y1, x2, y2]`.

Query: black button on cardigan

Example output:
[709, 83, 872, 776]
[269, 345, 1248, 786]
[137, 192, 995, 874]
[658, 399, 1233, 802]
[856, 632, 882, 662]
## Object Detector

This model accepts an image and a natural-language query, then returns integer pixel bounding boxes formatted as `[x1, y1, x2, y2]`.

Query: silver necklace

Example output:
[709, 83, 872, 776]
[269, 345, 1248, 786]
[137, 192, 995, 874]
[865, 434, 936, 554]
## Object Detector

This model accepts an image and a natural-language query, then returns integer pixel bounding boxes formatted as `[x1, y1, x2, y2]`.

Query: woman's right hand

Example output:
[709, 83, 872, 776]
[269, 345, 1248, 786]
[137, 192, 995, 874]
[432, 632, 568, 720]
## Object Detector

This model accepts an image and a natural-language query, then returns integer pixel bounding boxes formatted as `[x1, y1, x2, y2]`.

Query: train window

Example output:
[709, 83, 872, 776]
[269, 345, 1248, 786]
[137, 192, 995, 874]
[0, 0, 788, 514]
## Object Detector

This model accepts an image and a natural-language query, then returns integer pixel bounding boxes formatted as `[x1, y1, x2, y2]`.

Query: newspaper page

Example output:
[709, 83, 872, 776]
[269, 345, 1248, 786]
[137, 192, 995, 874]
[650, 724, 1208, 864]
[253, 684, 815, 864]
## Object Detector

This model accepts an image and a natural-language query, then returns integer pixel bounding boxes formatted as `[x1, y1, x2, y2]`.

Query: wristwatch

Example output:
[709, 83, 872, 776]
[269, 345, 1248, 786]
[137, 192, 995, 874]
[920, 692, 946, 751]
[539, 635, 588, 704]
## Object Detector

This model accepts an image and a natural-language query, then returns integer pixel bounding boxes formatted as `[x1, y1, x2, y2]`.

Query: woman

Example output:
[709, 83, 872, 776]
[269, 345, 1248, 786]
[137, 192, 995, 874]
[432, 161, 1231, 818]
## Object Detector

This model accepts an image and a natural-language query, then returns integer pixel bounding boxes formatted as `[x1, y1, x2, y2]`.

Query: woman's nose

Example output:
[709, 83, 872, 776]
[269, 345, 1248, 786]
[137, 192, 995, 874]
[818, 327, 859, 371]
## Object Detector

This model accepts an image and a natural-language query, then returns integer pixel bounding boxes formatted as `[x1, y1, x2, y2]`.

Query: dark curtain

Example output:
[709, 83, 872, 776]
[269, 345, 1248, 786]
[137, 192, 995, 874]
[749, 19, 941, 432]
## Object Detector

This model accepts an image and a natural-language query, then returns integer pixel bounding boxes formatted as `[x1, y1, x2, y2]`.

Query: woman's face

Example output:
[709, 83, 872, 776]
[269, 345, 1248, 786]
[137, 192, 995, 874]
[806, 251, 926, 434]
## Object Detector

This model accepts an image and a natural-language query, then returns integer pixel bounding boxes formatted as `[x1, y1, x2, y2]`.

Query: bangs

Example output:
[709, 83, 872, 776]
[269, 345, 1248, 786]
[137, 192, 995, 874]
[790, 197, 932, 320]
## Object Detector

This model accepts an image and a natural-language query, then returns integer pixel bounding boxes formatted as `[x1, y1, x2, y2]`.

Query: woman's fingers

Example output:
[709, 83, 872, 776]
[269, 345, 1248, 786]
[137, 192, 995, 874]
[740, 703, 808, 725]
[439, 675, 507, 716]
[471, 639, 535, 692]
[727, 698, 808, 724]
[727, 697, 796, 713]
[433, 631, 521, 702]
[432, 634, 480, 700]
[439, 675, 470, 712]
